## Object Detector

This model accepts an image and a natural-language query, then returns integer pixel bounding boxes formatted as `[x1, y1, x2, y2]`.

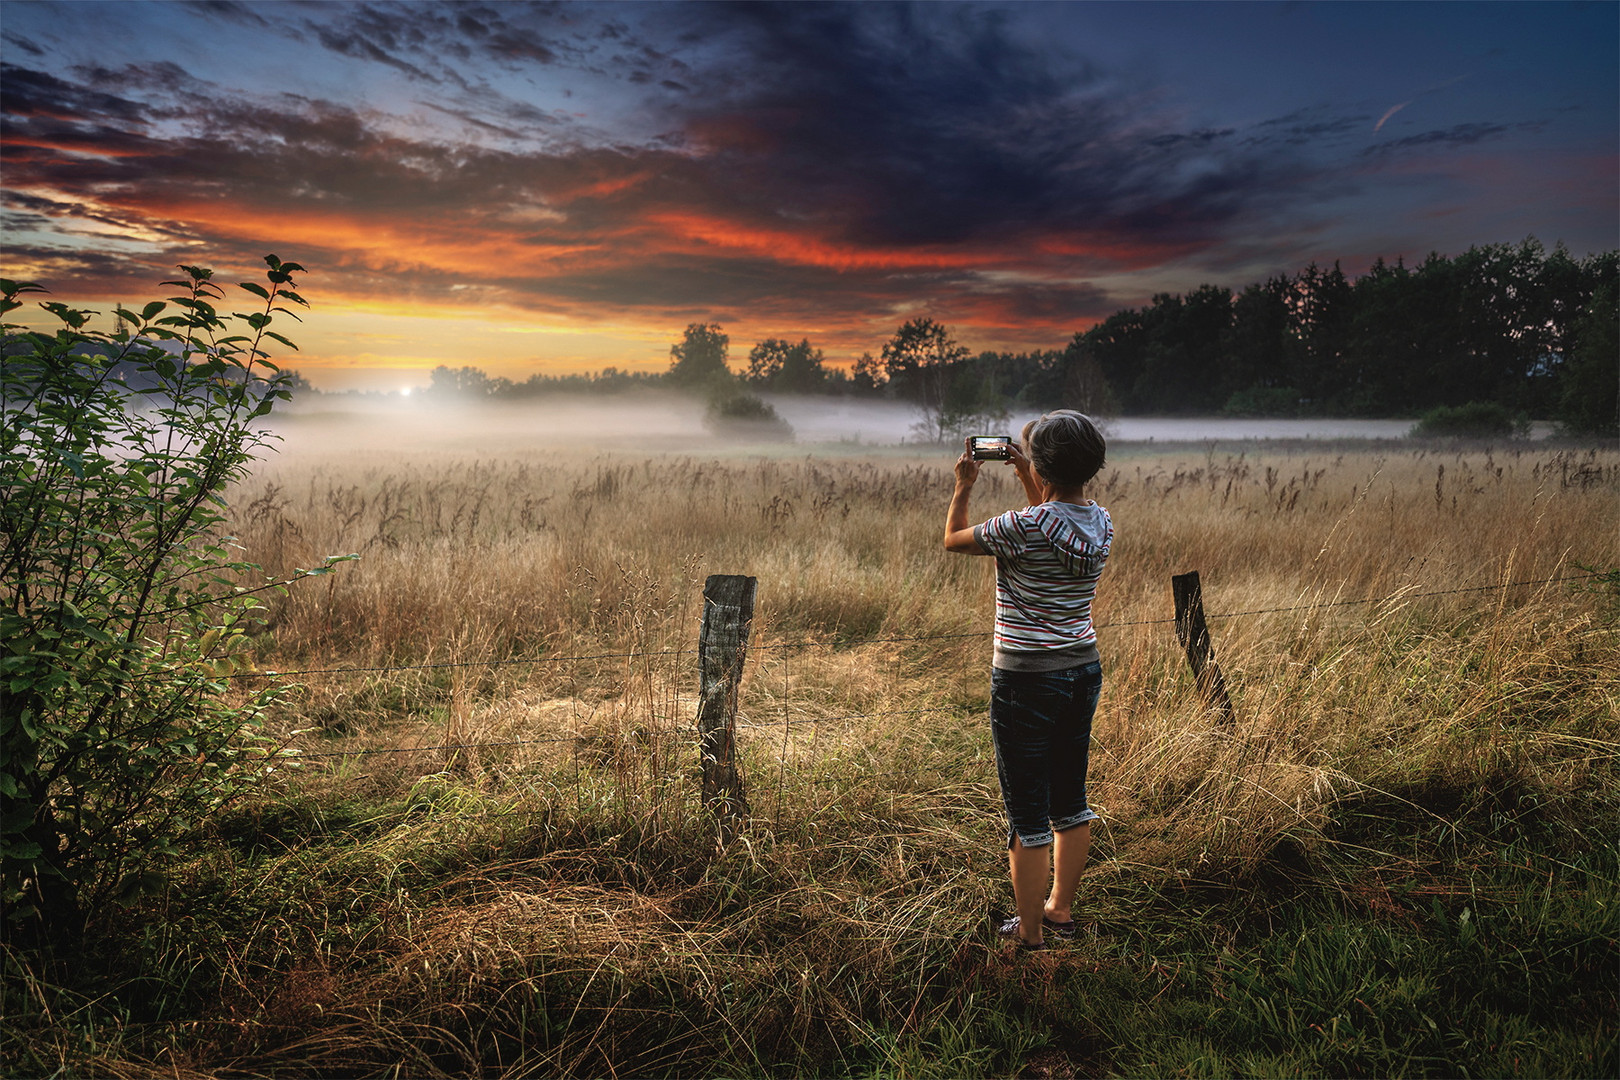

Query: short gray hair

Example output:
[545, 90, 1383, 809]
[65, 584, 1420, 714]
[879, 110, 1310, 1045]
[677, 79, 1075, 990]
[1024, 410, 1106, 488]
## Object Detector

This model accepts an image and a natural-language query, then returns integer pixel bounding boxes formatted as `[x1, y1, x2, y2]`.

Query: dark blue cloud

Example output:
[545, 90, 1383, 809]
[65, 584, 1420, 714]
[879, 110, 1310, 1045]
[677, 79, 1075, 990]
[0, 63, 149, 124]
[627, 2, 1326, 251]
[1249, 108, 1369, 147]
[179, 0, 270, 29]
[0, 33, 46, 57]
[1361, 122, 1514, 158]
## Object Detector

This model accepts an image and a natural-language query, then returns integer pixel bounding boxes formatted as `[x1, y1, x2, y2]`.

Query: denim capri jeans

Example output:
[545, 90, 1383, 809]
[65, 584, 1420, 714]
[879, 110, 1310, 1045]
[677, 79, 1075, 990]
[990, 661, 1103, 848]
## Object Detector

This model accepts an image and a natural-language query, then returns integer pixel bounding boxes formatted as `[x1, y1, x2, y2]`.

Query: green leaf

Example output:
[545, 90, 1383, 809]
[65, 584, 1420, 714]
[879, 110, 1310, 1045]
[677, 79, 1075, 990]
[237, 281, 271, 300]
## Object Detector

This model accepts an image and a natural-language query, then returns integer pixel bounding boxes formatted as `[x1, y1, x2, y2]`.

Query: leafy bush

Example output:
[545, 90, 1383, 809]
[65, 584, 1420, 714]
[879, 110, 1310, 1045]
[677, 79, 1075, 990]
[704, 389, 795, 441]
[1409, 401, 1526, 439]
[0, 257, 349, 947]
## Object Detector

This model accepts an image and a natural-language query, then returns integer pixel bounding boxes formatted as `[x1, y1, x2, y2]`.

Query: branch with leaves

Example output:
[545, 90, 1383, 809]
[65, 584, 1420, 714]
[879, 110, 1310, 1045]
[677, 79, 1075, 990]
[1, 256, 353, 949]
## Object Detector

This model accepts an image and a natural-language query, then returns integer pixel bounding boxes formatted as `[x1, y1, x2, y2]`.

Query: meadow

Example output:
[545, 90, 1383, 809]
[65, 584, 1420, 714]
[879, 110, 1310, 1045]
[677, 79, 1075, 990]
[5, 431, 1617, 1078]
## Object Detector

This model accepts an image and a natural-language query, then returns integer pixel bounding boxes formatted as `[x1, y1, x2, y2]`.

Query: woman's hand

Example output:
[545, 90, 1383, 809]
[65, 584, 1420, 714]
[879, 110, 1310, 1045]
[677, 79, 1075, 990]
[945, 439, 987, 553]
[955, 440, 981, 487]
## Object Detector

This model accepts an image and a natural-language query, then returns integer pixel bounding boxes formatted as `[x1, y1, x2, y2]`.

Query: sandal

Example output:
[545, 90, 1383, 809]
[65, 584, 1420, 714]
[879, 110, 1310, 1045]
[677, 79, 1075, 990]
[1042, 915, 1077, 939]
[996, 913, 1076, 941]
[992, 913, 1050, 950]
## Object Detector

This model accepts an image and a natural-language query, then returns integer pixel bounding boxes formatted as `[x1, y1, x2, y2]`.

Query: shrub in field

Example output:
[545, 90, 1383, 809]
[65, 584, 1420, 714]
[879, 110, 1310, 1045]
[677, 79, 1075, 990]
[0, 257, 349, 948]
[705, 388, 795, 441]
[1409, 400, 1525, 438]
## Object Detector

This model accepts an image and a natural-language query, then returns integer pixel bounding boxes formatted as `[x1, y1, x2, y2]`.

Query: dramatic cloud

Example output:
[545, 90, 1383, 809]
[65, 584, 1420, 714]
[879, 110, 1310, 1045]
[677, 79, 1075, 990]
[1, 1, 1614, 387]
[1361, 122, 1515, 158]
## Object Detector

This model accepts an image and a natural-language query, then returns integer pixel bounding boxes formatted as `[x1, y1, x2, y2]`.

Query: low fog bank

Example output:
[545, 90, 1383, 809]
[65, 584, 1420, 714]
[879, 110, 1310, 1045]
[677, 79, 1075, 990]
[263, 391, 1556, 459]
[268, 392, 713, 455]
[263, 392, 936, 458]
[768, 402, 1449, 445]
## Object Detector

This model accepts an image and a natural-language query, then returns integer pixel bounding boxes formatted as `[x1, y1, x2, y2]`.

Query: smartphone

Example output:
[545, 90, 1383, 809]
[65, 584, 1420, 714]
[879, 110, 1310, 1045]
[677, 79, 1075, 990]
[969, 435, 1013, 461]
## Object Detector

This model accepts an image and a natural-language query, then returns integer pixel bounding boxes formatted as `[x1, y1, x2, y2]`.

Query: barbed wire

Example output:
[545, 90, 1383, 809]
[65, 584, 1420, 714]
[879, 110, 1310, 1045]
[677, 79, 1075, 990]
[737, 706, 947, 730]
[751, 631, 988, 651]
[292, 735, 580, 759]
[1203, 573, 1604, 621]
[230, 570, 1603, 680]
[285, 705, 953, 761]
[241, 646, 687, 680]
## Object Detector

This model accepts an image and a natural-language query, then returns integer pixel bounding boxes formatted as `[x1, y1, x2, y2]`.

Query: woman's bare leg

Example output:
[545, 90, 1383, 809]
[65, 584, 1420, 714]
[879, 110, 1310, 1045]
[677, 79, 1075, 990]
[1009, 837, 1050, 944]
[1045, 821, 1091, 923]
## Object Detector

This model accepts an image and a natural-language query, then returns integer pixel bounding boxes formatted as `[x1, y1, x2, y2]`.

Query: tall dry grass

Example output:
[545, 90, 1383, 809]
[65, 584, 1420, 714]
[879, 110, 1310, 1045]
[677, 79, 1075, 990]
[237, 443, 1614, 655]
[7, 438, 1614, 1078]
[224, 440, 1619, 880]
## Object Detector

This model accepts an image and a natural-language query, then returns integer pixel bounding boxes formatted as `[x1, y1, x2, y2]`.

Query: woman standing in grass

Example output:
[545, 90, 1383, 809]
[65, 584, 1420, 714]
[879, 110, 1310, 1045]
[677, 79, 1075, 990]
[944, 410, 1113, 952]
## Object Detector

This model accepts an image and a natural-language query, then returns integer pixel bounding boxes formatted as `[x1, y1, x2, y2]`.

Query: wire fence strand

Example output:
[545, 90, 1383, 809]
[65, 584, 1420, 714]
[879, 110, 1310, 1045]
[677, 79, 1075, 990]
[286, 706, 956, 761]
[233, 570, 1602, 680]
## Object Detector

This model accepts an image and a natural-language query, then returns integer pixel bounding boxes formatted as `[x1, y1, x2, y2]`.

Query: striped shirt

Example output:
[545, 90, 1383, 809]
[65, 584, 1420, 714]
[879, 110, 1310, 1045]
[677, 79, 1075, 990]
[974, 501, 1113, 672]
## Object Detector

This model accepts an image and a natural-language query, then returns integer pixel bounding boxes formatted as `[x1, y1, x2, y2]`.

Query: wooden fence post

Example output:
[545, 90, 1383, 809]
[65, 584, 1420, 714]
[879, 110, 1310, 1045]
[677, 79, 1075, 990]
[697, 574, 755, 840]
[1172, 571, 1235, 723]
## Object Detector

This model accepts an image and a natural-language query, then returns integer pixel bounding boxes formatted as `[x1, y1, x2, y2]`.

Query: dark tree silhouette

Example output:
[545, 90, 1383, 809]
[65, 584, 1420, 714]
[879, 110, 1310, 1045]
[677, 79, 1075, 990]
[667, 323, 731, 388]
[746, 338, 829, 393]
[880, 318, 974, 441]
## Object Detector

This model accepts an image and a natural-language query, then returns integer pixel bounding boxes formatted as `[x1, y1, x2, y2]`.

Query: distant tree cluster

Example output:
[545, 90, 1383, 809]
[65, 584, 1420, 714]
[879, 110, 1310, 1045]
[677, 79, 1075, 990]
[1080, 238, 1616, 434]
[425, 364, 666, 399]
[397, 236, 1614, 438]
[746, 338, 832, 394]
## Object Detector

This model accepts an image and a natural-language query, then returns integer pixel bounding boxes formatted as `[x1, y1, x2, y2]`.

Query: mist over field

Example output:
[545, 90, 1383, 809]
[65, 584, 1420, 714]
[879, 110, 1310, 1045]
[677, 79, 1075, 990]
[264, 392, 1542, 460]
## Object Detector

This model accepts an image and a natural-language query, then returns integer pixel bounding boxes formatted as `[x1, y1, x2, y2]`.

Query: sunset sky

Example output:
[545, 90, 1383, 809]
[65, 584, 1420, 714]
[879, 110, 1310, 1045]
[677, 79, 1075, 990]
[3, 1, 1616, 391]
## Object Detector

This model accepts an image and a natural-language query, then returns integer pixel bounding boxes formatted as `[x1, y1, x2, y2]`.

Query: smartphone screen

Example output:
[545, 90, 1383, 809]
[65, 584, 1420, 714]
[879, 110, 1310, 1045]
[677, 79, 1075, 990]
[970, 436, 1012, 460]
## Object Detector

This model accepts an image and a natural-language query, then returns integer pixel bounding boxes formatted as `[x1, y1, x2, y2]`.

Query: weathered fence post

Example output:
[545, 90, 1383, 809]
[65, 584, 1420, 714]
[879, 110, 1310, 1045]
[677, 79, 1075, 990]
[697, 574, 755, 841]
[1172, 571, 1235, 723]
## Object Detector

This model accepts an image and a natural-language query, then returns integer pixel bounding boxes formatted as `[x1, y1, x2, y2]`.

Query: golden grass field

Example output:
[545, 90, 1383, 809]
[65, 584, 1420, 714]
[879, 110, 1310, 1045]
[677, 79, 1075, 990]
[14, 432, 1613, 1078]
[231, 436, 1618, 884]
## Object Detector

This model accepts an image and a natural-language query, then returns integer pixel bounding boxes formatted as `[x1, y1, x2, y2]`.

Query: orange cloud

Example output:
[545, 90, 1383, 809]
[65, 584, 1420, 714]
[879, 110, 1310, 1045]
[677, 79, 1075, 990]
[1031, 232, 1208, 270]
[643, 211, 994, 272]
[0, 135, 152, 159]
[112, 198, 611, 279]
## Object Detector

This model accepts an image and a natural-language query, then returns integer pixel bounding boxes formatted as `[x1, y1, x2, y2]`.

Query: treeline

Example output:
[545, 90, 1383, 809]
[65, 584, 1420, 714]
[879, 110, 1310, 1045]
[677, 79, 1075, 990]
[1083, 238, 1616, 430]
[400, 237, 1615, 435]
[423, 364, 666, 398]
